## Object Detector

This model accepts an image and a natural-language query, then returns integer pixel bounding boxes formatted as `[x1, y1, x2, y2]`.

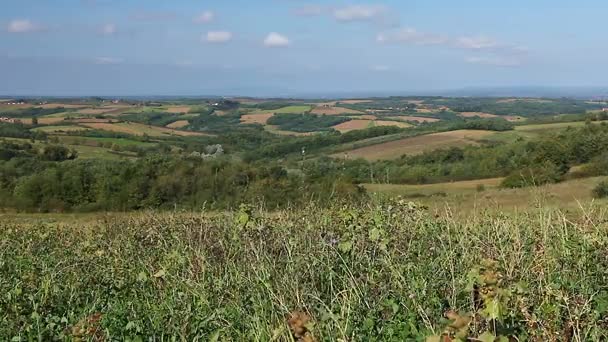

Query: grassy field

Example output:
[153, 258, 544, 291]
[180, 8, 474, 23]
[514, 121, 590, 132]
[240, 112, 274, 124]
[165, 120, 190, 129]
[80, 122, 206, 137]
[264, 125, 316, 136]
[2, 202, 608, 340]
[57, 136, 157, 147]
[274, 105, 312, 114]
[365, 176, 608, 214]
[310, 106, 363, 115]
[31, 125, 89, 133]
[336, 129, 494, 161]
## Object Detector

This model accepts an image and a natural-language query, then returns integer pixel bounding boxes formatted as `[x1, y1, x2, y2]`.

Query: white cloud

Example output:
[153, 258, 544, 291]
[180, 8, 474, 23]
[377, 28, 448, 45]
[465, 56, 522, 67]
[333, 5, 387, 22]
[94, 57, 123, 65]
[194, 11, 215, 24]
[99, 23, 117, 35]
[205, 31, 232, 43]
[371, 65, 390, 72]
[263, 32, 290, 47]
[7, 19, 43, 33]
[455, 36, 499, 50]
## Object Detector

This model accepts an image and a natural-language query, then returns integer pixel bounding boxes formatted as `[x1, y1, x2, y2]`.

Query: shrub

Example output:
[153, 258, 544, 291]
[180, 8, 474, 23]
[592, 181, 608, 198]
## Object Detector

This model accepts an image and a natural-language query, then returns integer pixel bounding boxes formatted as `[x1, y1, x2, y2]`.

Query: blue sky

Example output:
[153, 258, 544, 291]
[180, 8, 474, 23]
[1, 0, 606, 96]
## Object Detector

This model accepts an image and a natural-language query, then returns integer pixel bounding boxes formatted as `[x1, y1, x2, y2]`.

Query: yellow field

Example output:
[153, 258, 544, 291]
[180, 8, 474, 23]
[165, 120, 190, 129]
[21, 117, 67, 125]
[32, 125, 89, 133]
[374, 120, 412, 128]
[336, 130, 494, 160]
[388, 115, 440, 123]
[80, 122, 206, 137]
[166, 106, 191, 114]
[332, 120, 373, 132]
[364, 176, 608, 214]
[240, 113, 274, 124]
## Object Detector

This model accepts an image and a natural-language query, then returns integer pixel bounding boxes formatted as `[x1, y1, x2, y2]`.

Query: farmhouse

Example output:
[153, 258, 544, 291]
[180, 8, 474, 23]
[602, 108, 608, 112]
[0, 117, 22, 124]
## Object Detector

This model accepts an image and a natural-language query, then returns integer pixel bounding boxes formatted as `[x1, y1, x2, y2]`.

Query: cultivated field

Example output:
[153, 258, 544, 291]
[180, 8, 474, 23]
[80, 122, 205, 137]
[332, 119, 373, 132]
[310, 106, 363, 115]
[165, 120, 190, 129]
[240, 113, 274, 124]
[389, 115, 440, 123]
[273, 105, 312, 114]
[336, 130, 494, 160]
[32, 125, 89, 133]
[374, 120, 412, 128]
[166, 106, 191, 114]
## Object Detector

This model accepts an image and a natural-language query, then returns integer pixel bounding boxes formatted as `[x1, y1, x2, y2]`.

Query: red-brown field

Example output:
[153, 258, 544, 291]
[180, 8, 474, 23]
[334, 129, 494, 161]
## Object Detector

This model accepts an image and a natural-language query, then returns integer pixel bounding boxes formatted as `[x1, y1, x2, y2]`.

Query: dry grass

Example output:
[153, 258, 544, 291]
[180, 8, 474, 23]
[335, 129, 494, 160]
[388, 116, 440, 123]
[240, 113, 274, 125]
[349, 114, 377, 120]
[80, 122, 206, 137]
[374, 120, 412, 128]
[365, 176, 608, 214]
[459, 112, 499, 119]
[20, 117, 66, 125]
[310, 106, 363, 115]
[339, 99, 372, 104]
[38, 103, 88, 109]
[165, 120, 190, 129]
[332, 120, 374, 133]
[458, 112, 525, 122]
[166, 106, 191, 114]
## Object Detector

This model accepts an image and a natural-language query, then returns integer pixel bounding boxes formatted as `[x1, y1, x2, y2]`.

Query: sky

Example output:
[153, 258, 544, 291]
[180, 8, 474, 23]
[1, 0, 607, 97]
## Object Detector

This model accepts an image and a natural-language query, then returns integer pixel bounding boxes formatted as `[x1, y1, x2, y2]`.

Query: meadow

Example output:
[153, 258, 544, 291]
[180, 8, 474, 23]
[2, 201, 608, 340]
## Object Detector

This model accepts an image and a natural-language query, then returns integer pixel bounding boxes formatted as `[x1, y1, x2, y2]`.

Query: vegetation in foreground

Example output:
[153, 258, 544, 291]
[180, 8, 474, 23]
[1, 201, 608, 340]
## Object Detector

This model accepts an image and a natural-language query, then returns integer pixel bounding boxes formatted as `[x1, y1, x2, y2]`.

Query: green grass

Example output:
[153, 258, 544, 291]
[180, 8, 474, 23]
[273, 105, 312, 114]
[514, 120, 590, 132]
[58, 136, 156, 147]
[69, 145, 136, 160]
[365, 176, 608, 214]
[1, 202, 608, 340]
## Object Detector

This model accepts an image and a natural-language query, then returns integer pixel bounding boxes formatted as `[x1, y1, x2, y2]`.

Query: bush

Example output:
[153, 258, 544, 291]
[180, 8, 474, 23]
[501, 161, 563, 188]
[592, 181, 608, 198]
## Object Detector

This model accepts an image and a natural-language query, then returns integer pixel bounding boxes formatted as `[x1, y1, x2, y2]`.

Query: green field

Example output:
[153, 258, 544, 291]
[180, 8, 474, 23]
[365, 176, 608, 213]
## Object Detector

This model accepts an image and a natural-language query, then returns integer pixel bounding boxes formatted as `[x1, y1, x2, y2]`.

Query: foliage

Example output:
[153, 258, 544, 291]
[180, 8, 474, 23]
[0, 154, 364, 212]
[592, 181, 608, 199]
[1, 202, 608, 340]
[267, 113, 350, 132]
